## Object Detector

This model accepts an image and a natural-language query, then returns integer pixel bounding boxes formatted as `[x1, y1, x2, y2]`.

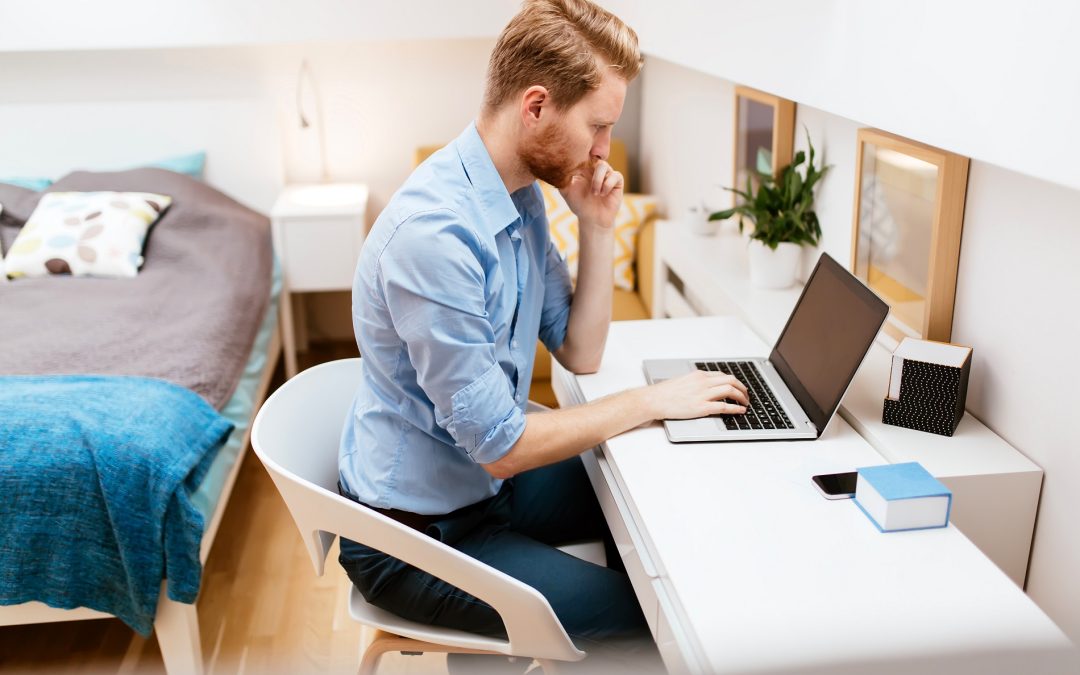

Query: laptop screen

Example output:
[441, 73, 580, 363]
[768, 253, 889, 435]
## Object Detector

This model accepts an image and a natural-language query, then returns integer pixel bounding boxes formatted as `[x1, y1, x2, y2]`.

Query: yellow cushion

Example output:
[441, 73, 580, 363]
[540, 181, 658, 291]
[612, 288, 649, 321]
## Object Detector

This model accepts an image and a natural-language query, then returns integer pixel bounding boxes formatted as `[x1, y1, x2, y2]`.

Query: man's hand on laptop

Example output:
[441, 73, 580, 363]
[643, 370, 749, 420]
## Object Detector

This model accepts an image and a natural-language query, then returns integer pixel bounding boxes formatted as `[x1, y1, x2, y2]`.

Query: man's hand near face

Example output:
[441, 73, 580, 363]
[560, 159, 624, 230]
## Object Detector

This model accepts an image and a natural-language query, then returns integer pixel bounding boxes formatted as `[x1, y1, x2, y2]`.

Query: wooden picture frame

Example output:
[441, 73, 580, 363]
[732, 86, 795, 194]
[851, 128, 970, 342]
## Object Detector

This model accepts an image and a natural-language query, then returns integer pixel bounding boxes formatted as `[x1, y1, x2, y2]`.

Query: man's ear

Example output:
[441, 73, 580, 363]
[520, 85, 549, 129]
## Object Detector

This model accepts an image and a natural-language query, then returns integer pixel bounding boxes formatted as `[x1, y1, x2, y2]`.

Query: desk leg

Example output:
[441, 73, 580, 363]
[280, 286, 298, 379]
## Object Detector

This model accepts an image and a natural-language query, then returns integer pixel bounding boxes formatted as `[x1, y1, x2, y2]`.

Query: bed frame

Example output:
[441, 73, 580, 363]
[0, 327, 282, 674]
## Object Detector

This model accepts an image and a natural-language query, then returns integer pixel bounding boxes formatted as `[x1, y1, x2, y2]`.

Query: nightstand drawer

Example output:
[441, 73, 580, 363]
[277, 215, 364, 291]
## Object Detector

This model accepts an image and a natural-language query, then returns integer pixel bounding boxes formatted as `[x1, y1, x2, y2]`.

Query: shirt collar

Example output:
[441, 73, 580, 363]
[455, 121, 538, 236]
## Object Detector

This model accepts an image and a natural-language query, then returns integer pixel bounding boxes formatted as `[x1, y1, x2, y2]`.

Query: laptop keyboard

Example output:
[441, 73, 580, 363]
[695, 361, 795, 431]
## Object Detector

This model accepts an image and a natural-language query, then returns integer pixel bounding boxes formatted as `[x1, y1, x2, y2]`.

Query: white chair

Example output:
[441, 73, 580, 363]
[251, 358, 587, 674]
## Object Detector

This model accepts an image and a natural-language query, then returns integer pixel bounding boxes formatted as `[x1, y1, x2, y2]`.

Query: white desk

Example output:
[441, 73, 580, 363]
[651, 220, 1042, 587]
[552, 317, 1075, 674]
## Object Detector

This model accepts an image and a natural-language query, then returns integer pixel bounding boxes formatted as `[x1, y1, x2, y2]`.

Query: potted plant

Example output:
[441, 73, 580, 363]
[709, 132, 830, 289]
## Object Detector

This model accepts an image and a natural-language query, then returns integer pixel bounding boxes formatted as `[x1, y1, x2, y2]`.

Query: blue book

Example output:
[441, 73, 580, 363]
[854, 462, 952, 532]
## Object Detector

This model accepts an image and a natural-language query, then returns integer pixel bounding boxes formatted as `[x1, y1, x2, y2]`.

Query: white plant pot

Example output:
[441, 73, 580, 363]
[687, 205, 719, 236]
[748, 240, 801, 289]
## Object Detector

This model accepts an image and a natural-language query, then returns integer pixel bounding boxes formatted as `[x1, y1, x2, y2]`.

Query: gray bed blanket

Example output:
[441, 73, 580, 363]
[0, 169, 273, 409]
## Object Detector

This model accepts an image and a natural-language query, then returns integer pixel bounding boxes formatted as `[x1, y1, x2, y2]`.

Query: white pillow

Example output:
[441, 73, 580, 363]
[5, 191, 171, 279]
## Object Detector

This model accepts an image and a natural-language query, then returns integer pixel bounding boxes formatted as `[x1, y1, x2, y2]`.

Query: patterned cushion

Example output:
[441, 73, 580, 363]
[5, 191, 171, 279]
[539, 181, 658, 291]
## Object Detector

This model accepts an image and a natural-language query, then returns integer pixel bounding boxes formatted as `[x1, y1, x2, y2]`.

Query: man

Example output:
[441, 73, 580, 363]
[337, 0, 748, 666]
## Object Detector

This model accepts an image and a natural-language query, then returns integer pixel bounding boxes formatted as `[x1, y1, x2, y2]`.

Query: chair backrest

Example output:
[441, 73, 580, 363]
[251, 358, 361, 574]
[250, 358, 584, 661]
[254, 357, 359, 493]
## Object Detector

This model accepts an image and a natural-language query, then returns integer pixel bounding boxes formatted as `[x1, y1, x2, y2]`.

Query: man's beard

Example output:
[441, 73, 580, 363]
[519, 122, 594, 189]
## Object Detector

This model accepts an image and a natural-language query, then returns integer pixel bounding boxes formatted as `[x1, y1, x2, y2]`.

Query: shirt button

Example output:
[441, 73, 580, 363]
[511, 339, 519, 349]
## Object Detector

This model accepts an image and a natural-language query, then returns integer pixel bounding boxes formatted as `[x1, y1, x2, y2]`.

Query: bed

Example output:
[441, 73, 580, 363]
[0, 167, 282, 675]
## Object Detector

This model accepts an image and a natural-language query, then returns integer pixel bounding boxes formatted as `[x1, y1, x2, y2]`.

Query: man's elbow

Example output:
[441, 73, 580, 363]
[568, 358, 601, 375]
[481, 455, 517, 480]
[555, 345, 603, 374]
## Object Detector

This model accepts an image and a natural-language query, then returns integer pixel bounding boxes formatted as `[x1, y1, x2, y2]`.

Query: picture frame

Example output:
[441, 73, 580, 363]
[732, 85, 795, 193]
[851, 128, 970, 342]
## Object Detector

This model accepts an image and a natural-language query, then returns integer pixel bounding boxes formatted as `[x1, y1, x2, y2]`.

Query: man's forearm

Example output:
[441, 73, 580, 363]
[555, 224, 614, 373]
[483, 386, 654, 479]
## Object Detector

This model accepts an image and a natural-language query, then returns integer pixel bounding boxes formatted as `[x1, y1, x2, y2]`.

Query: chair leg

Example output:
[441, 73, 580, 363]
[357, 629, 512, 675]
[356, 633, 388, 675]
[536, 659, 561, 675]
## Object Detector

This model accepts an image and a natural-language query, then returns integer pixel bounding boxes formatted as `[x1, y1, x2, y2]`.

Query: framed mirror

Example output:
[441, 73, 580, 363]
[733, 86, 795, 195]
[851, 128, 970, 342]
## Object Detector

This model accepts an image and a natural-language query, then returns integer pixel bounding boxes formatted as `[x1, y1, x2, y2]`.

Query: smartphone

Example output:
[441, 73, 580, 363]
[811, 471, 858, 500]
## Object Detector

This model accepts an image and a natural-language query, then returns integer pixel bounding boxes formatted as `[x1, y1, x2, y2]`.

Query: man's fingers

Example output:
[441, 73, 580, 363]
[706, 372, 748, 396]
[709, 400, 746, 415]
[591, 161, 610, 195]
[599, 170, 623, 197]
[710, 384, 749, 406]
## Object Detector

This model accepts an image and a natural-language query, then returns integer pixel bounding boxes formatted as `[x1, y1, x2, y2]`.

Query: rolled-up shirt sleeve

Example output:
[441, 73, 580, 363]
[378, 209, 524, 465]
[537, 234, 573, 353]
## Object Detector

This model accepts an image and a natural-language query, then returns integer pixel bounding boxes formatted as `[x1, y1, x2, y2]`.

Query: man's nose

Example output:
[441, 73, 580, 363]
[592, 132, 611, 162]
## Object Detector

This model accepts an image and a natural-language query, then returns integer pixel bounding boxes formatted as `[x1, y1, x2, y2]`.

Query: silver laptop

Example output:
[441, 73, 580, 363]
[643, 253, 889, 442]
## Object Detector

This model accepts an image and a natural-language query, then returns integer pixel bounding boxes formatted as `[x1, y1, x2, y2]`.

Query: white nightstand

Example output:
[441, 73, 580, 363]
[271, 183, 369, 378]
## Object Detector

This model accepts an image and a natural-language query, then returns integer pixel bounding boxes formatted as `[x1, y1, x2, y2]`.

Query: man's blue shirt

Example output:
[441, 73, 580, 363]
[339, 122, 574, 514]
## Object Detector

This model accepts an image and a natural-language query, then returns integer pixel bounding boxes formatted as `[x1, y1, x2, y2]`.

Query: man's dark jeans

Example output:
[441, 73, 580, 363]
[338, 456, 652, 660]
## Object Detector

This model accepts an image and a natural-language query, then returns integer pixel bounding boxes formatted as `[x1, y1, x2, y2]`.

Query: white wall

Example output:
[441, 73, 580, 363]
[0, 40, 497, 215]
[608, 0, 1080, 193]
[639, 53, 1080, 643]
[954, 166, 1080, 638]
[0, 0, 518, 51]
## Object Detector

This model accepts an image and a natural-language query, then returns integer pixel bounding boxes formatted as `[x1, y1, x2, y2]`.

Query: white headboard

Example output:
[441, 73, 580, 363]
[0, 97, 283, 214]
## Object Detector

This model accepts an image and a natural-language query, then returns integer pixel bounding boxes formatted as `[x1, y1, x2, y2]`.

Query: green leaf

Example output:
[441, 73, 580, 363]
[722, 185, 753, 202]
[788, 170, 803, 204]
[716, 128, 832, 248]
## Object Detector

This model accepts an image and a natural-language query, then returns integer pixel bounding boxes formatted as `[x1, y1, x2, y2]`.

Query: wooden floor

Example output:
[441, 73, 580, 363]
[0, 342, 449, 675]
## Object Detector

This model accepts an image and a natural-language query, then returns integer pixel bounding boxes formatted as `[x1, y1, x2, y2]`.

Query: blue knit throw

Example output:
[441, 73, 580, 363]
[0, 375, 234, 636]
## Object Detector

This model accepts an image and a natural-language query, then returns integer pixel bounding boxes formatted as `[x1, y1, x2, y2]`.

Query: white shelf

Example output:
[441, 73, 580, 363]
[652, 219, 1042, 586]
